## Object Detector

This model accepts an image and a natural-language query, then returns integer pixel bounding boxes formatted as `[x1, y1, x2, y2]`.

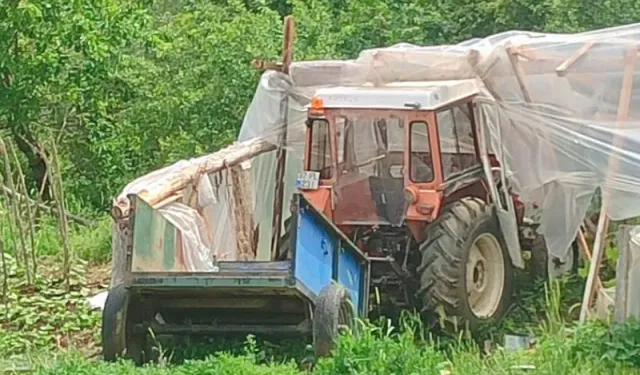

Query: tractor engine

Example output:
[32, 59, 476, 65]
[352, 226, 421, 316]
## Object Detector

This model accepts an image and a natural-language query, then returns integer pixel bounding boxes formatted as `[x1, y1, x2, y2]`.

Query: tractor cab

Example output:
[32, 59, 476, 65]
[297, 79, 492, 239]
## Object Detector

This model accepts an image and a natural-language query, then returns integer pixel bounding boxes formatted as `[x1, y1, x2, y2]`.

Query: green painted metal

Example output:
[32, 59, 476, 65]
[131, 275, 293, 289]
[132, 197, 154, 259]
[163, 222, 176, 270]
[131, 197, 180, 272]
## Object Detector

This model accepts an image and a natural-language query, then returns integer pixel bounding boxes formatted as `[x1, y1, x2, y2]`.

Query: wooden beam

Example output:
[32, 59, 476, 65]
[506, 45, 533, 102]
[151, 192, 184, 209]
[579, 46, 637, 322]
[251, 60, 284, 72]
[556, 42, 596, 77]
[577, 228, 602, 290]
[111, 138, 277, 220]
[269, 16, 295, 261]
[230, 164, 255, 261]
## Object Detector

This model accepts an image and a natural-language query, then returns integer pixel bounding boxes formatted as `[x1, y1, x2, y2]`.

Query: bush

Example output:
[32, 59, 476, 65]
[570, 318, 640, 368]
[70, 216, 112, 264]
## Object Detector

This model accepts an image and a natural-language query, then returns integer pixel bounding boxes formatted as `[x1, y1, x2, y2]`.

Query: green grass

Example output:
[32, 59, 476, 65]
[0, 205, 112, 265]
[69, 216, 112, 264]
[9, 317, 639, 375]
[1, 200, 638, 374]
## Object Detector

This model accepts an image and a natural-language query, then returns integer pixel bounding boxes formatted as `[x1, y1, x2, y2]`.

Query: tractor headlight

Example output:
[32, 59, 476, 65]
[404, 186, 418, 204]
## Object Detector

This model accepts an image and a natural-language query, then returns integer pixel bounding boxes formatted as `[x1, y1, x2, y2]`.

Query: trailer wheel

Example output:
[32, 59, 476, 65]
[102, 284, 147, 364]
[313, 284, 355, 357]
[530, 234, 580, 280]
[418, 197, 513, 332]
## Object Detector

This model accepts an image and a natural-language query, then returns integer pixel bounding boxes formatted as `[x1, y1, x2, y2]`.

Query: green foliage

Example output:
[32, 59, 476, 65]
[3, 0, 640, 210]
[69, 216, 112, 264]
[33, 352, 302, 375]
[0, 254, 101, 357]
[1, 204, 112, 264]
[314, 315, 447, 374]
[569, 318, 640, 368]
[0, 0, 154, 208]
[13, 318, 640, 375]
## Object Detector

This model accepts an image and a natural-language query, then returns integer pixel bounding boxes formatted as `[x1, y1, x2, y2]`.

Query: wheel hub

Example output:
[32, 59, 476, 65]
[472, 260, 486, 291]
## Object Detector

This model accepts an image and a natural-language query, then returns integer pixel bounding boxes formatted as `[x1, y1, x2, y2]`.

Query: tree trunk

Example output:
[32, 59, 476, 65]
[12, 131, 51, 202]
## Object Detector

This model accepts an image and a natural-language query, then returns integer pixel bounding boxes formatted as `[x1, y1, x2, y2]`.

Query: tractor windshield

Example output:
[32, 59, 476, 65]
[329, 111, 429, 226]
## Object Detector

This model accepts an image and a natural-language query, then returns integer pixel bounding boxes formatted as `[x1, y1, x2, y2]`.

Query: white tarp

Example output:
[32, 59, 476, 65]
[111, 22, 640, 281]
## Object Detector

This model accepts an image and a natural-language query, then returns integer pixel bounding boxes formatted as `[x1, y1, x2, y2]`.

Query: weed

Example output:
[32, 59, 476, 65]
[0, 254, 102, 358]
[1, 207, 111, 269]
[69, 216, 112, 264]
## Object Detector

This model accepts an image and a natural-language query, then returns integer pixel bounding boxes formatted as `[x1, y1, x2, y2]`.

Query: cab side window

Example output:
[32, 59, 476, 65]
[436, 102, 479, 180]
[308, 119, 332, 179]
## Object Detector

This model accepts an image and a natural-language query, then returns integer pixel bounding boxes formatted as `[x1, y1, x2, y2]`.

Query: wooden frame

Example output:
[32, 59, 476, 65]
[252, 16, 296, 261]
[471, 41, 639, 321]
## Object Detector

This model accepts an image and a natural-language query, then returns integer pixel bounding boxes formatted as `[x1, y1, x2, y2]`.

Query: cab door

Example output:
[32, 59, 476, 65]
[475, 99, 524, 269]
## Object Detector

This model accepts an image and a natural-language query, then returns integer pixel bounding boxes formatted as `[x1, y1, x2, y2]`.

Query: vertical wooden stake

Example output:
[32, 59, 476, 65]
[231, 165, 255, 260]
[577, 228, 602, 289]
[10, 143, 37, 277]
[0, 138, 31, 284]
[579, 47, 637, 322]
[0, 220, 7, 301]
[269, 16, 295, 261]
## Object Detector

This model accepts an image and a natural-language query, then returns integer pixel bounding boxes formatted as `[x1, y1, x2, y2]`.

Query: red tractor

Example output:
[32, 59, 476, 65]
[287, 79, 578, 330]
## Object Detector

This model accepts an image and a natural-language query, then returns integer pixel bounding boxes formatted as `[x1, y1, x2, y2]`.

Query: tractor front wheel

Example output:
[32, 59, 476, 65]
[418, 197, 513, 332]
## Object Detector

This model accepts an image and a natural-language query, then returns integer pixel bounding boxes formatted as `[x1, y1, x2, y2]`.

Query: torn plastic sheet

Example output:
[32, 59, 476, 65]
[157, 202, 216, 271]
[111, 22, 640, 280]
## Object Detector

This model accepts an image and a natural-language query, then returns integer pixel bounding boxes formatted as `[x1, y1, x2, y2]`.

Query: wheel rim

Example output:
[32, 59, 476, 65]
[466, 233, 505, 319]
[337, 299, 354, 334]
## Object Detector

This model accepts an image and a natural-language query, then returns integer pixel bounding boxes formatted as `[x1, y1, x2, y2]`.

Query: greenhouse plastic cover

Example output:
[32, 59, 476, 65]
[111, 22, 640, 284]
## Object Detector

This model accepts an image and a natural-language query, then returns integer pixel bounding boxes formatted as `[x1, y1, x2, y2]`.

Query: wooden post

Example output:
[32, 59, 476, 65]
[579, 46, 637, 322]
[231, 164, 255, 260]
[506, 45, 533, 103]
[577, 228, 603, 290]
[252, 16, 296, 261]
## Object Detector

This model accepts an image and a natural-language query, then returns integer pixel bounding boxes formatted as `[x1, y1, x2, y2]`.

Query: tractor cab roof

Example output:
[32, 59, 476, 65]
[311, 79, 480, 111]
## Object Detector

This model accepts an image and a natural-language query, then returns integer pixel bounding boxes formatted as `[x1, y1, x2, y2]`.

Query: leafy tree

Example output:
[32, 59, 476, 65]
[0, 0, 153, 207]
[3, 0, 640, 211]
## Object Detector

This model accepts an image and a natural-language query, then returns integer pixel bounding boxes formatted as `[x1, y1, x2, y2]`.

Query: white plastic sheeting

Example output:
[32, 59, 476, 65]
[111, 22, 640, 280]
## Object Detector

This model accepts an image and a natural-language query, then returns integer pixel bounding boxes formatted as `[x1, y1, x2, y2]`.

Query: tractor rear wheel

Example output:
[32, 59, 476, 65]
[417, 197, 513, 332]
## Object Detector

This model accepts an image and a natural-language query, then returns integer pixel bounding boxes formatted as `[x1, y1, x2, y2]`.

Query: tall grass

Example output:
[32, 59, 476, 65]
[0, 208, 112, 265]
[20, 316, 640, 375]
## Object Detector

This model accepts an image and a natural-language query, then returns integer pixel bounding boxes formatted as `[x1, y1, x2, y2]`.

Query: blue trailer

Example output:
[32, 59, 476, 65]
[102, 193, 371, 363]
